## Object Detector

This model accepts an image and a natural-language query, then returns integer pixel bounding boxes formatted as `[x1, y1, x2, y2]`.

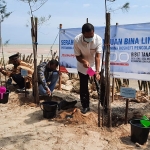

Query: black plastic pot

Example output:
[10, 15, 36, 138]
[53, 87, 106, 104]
[0, 90, 10, 104]
[129, 119, 150, 145]
[40, 101, 58, 119]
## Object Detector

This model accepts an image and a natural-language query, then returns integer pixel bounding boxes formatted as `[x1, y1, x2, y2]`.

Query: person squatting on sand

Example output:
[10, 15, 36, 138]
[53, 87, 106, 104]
[0, 53, 34, 92]
[37, 59, 59, 96]
[74, 23, 102, 114]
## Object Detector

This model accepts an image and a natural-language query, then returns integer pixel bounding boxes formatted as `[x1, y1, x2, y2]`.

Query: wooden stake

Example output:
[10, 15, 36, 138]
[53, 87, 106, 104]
[58, 24, 62, 90]
[125, 99, 129, 124]
[31, 17, 39, 104]
[111, 22, 117, 101]
[29, 53, 33, 63]
[112, 78, 115, 102]
[41, 55, 43, 63]
[105, 13, 112, 127]
[24, 77, 27, 97]
[22, 54, 25, 61]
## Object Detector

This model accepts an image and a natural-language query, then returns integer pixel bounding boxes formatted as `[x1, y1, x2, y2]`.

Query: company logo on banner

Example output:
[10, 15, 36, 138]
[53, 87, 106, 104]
[59, 23, 150, 81]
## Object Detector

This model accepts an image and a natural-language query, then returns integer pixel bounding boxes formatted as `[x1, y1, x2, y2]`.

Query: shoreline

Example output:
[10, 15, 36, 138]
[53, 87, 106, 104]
[0, 44, 59, 63]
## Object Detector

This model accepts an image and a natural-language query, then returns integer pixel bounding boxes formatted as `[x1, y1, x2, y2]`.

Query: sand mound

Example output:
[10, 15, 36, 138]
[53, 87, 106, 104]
[56, 108, 98, 126]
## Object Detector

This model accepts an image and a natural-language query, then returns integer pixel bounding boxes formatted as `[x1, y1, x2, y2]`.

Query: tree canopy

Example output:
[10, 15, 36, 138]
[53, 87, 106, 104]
[105, 0, 129, 13]
[0, 0, 11, 22]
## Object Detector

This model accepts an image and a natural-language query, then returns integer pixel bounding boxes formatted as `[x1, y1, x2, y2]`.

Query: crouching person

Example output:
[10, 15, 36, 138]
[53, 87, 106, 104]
[0, 53, 33, 92]
[37, 59, 59, 96]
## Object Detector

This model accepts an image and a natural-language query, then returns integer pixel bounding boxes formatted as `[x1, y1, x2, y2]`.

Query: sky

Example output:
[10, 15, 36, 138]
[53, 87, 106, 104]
[2, 0, 150, 44]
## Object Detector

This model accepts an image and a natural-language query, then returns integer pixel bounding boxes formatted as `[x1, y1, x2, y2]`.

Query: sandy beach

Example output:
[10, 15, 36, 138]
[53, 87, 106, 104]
[0, 82, 150, 150]
[0, 45, 150, 150]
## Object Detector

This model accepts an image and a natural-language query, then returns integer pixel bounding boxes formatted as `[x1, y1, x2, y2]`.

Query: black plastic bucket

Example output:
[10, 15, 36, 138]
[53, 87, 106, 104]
[40, 101, 58, 119]
[129, 119, 150, 145]
[0, 90, 10, 104]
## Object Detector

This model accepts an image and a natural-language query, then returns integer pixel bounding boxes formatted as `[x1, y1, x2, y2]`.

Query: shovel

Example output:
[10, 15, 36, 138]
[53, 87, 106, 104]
[65, 108, 77, 119]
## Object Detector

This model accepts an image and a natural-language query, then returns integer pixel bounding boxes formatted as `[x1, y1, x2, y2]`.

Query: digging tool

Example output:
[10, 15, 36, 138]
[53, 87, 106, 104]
[94, 31, 107, 127]
[65, 108, 77, 119]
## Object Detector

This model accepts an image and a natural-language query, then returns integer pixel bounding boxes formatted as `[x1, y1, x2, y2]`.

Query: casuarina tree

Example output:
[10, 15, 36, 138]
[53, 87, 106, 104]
[102, 0, 129, 128]
[0, 0, 11, 22]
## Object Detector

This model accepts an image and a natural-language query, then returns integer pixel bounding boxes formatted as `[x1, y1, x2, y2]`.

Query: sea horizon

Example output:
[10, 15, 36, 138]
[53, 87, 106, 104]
[0, 44, 60, 62]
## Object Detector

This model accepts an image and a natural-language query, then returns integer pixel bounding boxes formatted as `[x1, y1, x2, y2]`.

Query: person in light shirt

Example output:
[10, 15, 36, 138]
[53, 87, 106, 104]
[74, 23, 102, 114]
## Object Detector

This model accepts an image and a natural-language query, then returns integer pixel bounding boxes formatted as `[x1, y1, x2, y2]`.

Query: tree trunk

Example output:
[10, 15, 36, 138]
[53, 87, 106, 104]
[105, 13, 112, 127]
[31, 17, 39, 104]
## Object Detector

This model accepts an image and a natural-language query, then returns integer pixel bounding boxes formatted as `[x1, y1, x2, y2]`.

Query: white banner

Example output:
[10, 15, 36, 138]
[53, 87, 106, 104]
[59, 23, 150, 81]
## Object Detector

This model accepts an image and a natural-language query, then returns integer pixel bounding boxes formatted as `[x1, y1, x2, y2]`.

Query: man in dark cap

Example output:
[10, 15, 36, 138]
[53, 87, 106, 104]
[0, 53, 34, 92]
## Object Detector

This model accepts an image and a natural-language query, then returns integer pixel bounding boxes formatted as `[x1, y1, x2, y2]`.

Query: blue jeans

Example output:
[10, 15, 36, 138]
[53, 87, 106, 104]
[38, 72, 59, 95]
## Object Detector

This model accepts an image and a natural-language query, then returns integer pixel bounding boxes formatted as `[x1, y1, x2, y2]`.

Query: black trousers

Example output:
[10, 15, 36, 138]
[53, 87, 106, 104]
[11, 73, 25, 89]
[78, 71, 107, 109]
[78, 72, 90, 108]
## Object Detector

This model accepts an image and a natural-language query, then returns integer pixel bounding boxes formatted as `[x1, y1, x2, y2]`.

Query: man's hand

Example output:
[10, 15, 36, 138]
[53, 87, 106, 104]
[46, 88, 51, 96]
[95, 72, 100, 80]
[83, 61, 90, 68]
[58, 71, 62, 76]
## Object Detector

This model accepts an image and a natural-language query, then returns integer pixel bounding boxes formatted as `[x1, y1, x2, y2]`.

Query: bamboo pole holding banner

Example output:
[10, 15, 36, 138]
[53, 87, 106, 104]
[112, 22, 118, 102]
[105, 13, 112, 127]
[35, 18, 38, 51]
[31, 17, 39, 104]
[58, 24, 62, 90]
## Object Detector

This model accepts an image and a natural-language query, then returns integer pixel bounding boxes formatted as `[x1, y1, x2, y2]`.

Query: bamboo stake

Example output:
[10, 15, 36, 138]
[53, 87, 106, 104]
[19, 53, 21, 60]
[125, 98, 129, 124]
[30, 59, 33, 64]
[25, 55, 30, 62]
[22, 54, 25, 61]
[138, 80, 142, 90]
[148, 81, 150, 93]
[31, 17, 39, 104]
[41, 55, 43, 62]
[0, 58, 2, 64]
[112, 77, 115, 102]
[105, 13, 111, 127]
[29, 53, 33, 62]
[58, 24, 62, 90]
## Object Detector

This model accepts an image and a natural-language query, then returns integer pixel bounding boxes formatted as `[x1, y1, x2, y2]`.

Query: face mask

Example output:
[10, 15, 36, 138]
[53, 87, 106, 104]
[84, 37, 93, 43]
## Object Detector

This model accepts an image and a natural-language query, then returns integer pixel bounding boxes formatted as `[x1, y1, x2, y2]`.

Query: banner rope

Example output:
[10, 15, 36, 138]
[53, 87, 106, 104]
[46, 30, 59, 59]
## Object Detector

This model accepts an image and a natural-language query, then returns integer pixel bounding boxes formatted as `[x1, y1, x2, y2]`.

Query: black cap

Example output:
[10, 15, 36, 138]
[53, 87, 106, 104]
[9, 53, 19, 60]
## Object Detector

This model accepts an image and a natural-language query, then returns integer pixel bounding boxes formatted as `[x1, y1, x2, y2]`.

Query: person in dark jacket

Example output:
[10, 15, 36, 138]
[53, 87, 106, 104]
[37, 59, 59, 96]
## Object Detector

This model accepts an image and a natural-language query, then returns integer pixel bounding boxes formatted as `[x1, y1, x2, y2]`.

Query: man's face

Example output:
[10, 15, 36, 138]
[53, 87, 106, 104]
[83, 30, 94, 38]
[47, 62, 57, 71]
[9, 58, 20, 65]
[9, 59, 15, 64]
